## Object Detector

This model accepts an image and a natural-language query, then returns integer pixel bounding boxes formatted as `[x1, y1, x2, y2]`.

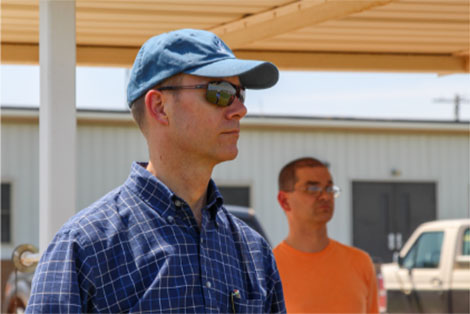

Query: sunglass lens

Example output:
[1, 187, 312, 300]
[206, 82, 235, 106]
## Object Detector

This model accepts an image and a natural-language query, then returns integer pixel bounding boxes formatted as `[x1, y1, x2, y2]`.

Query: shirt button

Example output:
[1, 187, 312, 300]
[206, 281, 212, 288]
[200, 238, 204, 244]
[174, 200, 183, 207]
[167, 215, 175, 224]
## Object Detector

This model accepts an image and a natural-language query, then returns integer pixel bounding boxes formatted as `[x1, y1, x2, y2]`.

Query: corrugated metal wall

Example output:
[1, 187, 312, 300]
[1, 122, 40, 258]
[217, 128, 470, 246]
[77, 125, 147, 207]
[2, 118, 469, 258]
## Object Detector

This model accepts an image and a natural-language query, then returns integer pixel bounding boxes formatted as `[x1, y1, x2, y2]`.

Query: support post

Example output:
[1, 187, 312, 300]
[39, 0, 76, 252]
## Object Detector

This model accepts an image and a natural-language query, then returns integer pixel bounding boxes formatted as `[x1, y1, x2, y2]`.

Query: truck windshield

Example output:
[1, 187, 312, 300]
[402, 231, 444, 269]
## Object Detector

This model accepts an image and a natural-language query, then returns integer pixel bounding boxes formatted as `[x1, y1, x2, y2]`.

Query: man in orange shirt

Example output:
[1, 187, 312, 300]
[273, 157, 379, 313]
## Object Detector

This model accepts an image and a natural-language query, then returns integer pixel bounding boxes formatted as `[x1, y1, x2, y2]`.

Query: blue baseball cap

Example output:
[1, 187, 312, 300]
[127, 29, 279, 107]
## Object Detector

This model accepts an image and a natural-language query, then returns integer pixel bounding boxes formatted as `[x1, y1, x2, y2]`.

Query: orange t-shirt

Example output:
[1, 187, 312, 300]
[273, 239, 379, 314]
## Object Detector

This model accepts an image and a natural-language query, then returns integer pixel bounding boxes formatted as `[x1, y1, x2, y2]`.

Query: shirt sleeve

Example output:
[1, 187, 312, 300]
[25, 231, 96, 313]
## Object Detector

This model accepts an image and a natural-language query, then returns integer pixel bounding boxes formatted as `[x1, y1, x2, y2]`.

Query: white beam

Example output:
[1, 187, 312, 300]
[2, 43, 469, 73]
[210, 0, 394, 49]
[234, 50, 469, 74]
[39, 0, 76, 252]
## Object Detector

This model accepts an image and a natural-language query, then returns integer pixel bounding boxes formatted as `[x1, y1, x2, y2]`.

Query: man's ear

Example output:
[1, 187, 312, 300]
[145, 89, 169, 125]
[277, 191, 291, 212]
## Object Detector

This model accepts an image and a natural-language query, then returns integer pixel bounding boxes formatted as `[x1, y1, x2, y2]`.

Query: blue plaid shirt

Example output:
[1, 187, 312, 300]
[26, 162, 285, 313]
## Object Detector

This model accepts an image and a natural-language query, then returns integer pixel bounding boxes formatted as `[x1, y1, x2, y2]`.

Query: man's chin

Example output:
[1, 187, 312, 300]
[214, 148, 239, 164]
[315, 211, 334, 223]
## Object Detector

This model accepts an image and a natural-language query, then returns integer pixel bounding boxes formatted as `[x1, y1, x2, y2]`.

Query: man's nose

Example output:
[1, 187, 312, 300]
[318, 189, 333, 200]
[225, 97, 247, 120]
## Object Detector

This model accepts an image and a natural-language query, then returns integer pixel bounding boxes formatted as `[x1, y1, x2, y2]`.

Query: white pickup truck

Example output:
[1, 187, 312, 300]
[381, 219, 470, 313]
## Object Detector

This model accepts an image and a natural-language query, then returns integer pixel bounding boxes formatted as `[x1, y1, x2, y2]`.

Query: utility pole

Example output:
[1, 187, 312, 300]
[434, 94, 469, 122]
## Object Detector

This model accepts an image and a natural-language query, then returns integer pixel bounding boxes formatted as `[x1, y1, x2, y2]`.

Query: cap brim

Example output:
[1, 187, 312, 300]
[184, 58, 279, 89]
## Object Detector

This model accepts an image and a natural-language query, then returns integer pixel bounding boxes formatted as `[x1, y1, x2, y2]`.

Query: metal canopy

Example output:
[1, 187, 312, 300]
[2, 0, 469, 73]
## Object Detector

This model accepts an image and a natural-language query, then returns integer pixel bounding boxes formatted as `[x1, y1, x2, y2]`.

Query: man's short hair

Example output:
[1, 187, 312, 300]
[278, 157, 328, 191]
[131, 74, 184, 132]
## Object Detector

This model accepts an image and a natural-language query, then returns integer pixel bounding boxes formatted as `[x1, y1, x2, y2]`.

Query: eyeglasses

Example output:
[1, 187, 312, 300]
[156, 81, 245, 107]
[296, 185, 341, 198]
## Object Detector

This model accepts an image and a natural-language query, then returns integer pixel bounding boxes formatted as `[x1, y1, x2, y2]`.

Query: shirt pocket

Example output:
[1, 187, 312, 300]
[232, 298, 264, 314]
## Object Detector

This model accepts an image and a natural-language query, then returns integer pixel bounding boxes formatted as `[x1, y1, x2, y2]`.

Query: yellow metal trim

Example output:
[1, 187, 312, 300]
[2, 43, 468, 73]
[235, 50, 469, 73]
[210, 0, 395, 49]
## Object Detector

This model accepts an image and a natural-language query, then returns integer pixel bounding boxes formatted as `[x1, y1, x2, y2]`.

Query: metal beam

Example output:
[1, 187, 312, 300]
[210, 0, 394, 49]
[39, 0, 76, 252]
[2, 43, 468, 73]
[235, 50, 469, 74]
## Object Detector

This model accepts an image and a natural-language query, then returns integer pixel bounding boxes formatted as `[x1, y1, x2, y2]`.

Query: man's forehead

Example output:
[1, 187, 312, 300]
[295, 166, 332, 181]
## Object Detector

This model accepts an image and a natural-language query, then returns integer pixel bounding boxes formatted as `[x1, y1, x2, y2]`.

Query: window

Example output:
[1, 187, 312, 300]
[402, 231, 444, 269]
[218, 186, 250, 207]
[462, 228, 470, 256]
[1, 182, 12, 243]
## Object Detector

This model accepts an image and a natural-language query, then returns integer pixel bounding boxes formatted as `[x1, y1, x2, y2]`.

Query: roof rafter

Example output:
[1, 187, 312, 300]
[2, 43, 467, 74]
[210, 0, 395, 49]
[235, 50, 468, 74]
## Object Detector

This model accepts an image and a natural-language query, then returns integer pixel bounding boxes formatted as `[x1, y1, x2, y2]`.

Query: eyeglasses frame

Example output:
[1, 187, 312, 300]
[287, 185, 341, 198]
[156, 80, 245, 107]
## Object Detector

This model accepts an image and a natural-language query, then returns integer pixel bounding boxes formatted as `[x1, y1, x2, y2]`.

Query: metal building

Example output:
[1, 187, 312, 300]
[1, 107, 469, 265]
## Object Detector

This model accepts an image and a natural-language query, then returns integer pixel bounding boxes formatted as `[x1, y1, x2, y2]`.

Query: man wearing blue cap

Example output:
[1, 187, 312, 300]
[26, 29, 285, 313]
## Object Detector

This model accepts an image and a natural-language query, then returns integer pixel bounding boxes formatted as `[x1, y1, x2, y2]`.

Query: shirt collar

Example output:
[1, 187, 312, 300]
[205, 179, 224, 224]
[124, 162, 175, 217]
[206, 179, 224, 210]
[124, 162, 224, 220]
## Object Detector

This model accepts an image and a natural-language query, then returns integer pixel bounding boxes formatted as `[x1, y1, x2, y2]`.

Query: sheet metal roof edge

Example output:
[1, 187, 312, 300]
[1, 105, 469, 133]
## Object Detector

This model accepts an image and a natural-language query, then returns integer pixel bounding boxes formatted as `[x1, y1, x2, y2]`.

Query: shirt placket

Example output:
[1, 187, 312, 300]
[199, 207, 220, 312]
[172, 199, 207, 312]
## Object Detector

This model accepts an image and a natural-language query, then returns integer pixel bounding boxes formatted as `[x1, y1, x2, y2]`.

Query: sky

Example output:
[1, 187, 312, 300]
[1, 64, 469, 121]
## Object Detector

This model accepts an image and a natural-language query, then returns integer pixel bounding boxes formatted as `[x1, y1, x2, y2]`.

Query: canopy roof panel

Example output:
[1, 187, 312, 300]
[2, 0, 469, 73]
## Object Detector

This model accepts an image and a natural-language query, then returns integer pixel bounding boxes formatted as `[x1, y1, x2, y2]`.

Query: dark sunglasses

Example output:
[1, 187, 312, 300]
[156, 81, 245, 107]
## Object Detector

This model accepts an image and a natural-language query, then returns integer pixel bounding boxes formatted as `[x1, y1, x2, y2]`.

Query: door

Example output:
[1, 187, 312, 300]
[353, 182, 436, 263]
[451, 227, 470, 313]
[388, 231, 448, 313]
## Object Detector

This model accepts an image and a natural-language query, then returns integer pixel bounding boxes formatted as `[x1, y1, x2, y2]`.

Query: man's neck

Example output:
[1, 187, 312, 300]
[285, 222, 329, 253]
[146, 157, 214, 227]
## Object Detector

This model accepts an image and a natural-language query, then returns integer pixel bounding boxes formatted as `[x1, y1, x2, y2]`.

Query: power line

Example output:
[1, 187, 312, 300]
[434, 94, 470, 122]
